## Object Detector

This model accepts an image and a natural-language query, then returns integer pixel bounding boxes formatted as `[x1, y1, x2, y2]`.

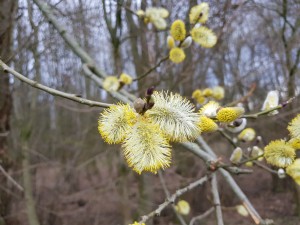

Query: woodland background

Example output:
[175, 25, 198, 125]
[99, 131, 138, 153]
[0, 0, 300, 224]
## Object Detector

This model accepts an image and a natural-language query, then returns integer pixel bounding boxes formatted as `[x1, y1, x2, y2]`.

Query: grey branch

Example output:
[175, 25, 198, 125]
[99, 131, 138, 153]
[139, 175, 209, 224]
[195, 136, 266, 225]
[33, 0, 106, 78]
[158, 171, 188, 225]
[189, 207, 214, 225]
[211, 173, 224, 225]
[0, 60, 112, 108]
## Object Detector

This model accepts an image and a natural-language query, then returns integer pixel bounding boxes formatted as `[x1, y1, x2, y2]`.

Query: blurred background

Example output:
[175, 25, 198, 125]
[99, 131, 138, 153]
[0, 0, 300, 224]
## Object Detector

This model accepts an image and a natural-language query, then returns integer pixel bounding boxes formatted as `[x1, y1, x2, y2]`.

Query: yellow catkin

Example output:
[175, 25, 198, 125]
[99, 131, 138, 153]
[170, 20, 186, 41]
[175, 200, 190, 215]
[167, 35, 175, 49]
[119, 73, 133, 85]
[191, 26, 217, 48]
[189, 3, 209, 24]
[103, 76, 120, 91]
[288, 138, 300, 150]
[238, 128, 256, 142]
[169, 47, 186, 63]
[212, 86, 225, 100]
[216, 107, 245, 123]
[202, 88, 213, 97]
[192, 89, 202, 99]
[230, 147, 243, 164]
[286, 159, 300, 185]
[264, 139, 296, 168]
[198, 116, 218, 132]
[288, 114, 300, 139]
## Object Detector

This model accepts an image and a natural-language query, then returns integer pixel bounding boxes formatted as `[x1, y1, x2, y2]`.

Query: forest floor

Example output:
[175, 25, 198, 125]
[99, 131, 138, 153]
[15, 160, 298, 225]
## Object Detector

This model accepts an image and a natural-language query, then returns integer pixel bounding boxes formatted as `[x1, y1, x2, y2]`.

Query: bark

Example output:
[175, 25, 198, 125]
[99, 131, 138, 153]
[0, 1, 18, 223]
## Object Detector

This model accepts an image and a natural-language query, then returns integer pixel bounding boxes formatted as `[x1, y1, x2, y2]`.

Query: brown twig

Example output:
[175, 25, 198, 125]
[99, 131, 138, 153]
[226, 83, 256, 107]
[133, 56, 169, 81]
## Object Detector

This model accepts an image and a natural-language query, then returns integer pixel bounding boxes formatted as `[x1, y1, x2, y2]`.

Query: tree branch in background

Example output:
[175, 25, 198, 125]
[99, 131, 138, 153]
[0, 164, 23, 192]
[82, 64, 135, 103]
[139, 175, 210, 224]
[33, 0, 136, 103]
[32, 0, 107, 78]
[133, 56, 169, 81]
[0, 60, 112, 108]
[158, 171, 188, 225]
[225, 83, 256, 107]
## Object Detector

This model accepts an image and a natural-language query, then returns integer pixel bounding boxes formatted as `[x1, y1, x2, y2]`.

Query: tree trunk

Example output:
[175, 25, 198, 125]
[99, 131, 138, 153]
[0, 1, 18, 224]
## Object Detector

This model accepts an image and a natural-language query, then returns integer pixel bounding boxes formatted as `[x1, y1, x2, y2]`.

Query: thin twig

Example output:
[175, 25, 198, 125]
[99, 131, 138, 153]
[242, 97, 295, 119]
[218, 129, 238, 148]
[0, 164, 24, 192]
[82, 64, 134, 104]
[33, 0, 136, 103]
[139, 175, 209, 224]
[33, 0, 106, 78]
[0, 132, 9, 137]
[133, 56, 169, 81]
[0, 60, 112, 108]
[225, 83, 256, 107]
[158, 171, 188, 225]
[189, 207, 214, 225]
[216, 130, 277, 174]
[211, 173, 224, 225]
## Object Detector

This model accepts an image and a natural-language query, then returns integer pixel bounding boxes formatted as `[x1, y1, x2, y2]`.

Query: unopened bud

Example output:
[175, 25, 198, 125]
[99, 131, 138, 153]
[133, 98, 146, 114]
[181, 36, 192, 48]
[277, 168, 286, 179]
[226, 118, 247, 133]
[230, 147, 243, 164]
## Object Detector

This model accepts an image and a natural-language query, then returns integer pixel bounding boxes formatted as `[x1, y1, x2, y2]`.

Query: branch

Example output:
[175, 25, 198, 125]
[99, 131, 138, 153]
[33, 0, 136, 104]
[82, 64, 134, 104]
[189, 207, 214, 225]
[211, 173, 224, 225]
[0, 60, 112, 108]
[0, 164, 23, 192]
[0, 132, 9, 137]
[158, 171, 188, 225]
[225, 83, 256, 107]
[32, 0, 106, 78]
[242, 97, 295, 119]
[133, 56, 169, 81]
[217, 129, 237, 148]
[139, 175, 209, 224]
